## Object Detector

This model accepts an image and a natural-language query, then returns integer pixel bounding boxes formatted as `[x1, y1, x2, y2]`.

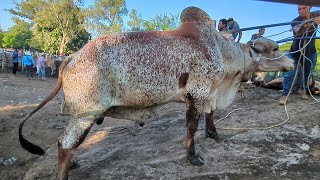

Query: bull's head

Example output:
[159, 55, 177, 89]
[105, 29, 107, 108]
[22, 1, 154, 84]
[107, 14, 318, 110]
[249, 37, 294, 72]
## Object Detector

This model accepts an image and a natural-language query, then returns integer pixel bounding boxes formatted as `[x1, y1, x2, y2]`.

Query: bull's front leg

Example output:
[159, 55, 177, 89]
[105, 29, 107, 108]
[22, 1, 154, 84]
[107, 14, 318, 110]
[205, 111, 219, 140]
[185, 93, 204, 165]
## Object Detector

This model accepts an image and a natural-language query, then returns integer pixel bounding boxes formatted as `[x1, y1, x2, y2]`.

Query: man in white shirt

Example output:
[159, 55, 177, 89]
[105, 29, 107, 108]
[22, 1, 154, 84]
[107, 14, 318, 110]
[218, 18, 234, 41]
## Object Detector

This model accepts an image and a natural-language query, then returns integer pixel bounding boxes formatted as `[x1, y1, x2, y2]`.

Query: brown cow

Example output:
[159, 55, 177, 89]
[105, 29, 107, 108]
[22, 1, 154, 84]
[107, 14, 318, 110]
[46, 54, 56, 75]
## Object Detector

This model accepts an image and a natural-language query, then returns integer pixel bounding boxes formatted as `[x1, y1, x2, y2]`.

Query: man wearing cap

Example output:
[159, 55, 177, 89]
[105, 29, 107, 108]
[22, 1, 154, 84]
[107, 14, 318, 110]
[227, 18, 242, 43]
[22, 51, 35, 80]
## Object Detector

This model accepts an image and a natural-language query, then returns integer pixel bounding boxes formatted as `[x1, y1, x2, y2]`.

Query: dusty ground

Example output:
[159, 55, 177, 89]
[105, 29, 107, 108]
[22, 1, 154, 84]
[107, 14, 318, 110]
[0, 70, 320, 180]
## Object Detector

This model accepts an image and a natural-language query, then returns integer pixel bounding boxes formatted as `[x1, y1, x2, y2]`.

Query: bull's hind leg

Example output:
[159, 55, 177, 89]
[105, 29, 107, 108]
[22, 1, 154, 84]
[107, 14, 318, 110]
[58, 115, 100, 180]
[204, 111, 219, 140]
[185, 94, 204, 165]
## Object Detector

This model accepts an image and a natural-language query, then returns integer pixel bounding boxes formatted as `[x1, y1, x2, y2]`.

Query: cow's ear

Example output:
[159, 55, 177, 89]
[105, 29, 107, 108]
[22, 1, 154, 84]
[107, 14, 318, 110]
[250, 45, 264, 54]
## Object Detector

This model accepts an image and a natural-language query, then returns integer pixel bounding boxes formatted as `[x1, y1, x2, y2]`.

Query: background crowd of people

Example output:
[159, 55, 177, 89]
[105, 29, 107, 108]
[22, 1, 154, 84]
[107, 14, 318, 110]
[0, 49, 65, 80]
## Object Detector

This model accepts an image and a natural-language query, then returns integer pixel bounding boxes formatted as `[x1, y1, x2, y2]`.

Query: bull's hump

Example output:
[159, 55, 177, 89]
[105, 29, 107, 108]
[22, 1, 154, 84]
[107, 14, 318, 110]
[180, 6, 212, 23]
[91, 24, 200, 47]
[124, 23, 200, 43]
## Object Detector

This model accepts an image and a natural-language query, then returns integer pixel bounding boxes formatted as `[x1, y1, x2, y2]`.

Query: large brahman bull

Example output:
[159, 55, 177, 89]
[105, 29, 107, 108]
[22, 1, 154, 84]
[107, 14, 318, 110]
[19, 7, 294, 180]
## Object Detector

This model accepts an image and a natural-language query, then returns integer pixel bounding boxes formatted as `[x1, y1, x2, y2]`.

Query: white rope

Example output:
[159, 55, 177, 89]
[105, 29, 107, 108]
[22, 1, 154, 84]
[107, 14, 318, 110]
[214, 108, 242, 125]
[215, 22, 319, 131]
[298, 23, 320, 103]
[156, 21, 318, 132]
[253, 20, 318, 60]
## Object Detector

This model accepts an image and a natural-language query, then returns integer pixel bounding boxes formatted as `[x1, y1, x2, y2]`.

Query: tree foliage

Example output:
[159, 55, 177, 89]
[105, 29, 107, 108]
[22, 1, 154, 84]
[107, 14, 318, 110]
[5, 0, 182, 53]
[0, 28, 4, 48]
[65, 29, 91, 54]
[279, 42, 292, 52]
[127, 11, 179, 31]
[86, 0, 128, 36]
[1, 18, 32, 49]
[280, 40, 320, 80]
[8, 0, 89, 54]
[127, 9, 143, 31]
[7, 0, 43, 21]
[143, 13, 179, 31]
[33, 0, 87, 54]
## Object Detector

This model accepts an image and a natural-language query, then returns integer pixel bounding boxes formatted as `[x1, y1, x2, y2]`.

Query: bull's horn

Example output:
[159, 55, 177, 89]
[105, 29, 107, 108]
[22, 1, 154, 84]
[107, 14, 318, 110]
[250, 44, 265, 54]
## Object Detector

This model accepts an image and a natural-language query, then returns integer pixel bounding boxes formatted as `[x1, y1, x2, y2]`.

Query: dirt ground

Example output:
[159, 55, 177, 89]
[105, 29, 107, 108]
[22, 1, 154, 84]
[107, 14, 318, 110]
[1, 70, 320, 180]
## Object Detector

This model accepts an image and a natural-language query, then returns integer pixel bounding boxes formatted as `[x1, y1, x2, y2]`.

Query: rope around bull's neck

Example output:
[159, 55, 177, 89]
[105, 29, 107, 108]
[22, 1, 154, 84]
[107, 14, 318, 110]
[214, 23, 318, 131]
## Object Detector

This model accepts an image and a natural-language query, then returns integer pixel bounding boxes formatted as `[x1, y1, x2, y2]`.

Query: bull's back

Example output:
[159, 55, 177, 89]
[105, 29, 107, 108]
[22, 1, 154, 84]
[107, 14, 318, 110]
[63, 33, 209, 109]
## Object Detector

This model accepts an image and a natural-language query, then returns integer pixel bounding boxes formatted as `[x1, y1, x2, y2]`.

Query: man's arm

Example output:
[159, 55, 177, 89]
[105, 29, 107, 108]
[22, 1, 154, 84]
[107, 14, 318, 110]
[294, 13, 320, 35]
[228, 22, 236, 30]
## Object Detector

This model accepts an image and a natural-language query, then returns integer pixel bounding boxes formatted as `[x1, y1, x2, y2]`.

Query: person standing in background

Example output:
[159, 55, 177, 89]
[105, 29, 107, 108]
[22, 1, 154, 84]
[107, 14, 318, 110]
[251, 28, 265, 40]
[218, 18, 235, 41]
[227, 18, 242, 43]
[279, 5, 320, 105]
[37, 53, 46, 80]
[22, 51, 35, 80]
[12, 49, 19, 76]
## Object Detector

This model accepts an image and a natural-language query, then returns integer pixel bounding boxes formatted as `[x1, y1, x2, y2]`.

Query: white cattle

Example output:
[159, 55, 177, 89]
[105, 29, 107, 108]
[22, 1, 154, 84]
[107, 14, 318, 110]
[19, 7, 294, 180]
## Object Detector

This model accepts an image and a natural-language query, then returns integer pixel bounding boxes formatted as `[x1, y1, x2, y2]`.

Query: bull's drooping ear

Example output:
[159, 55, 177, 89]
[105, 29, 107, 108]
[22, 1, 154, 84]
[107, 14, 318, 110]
[180, 6, 212, 23]
[250, 44, 265, 54]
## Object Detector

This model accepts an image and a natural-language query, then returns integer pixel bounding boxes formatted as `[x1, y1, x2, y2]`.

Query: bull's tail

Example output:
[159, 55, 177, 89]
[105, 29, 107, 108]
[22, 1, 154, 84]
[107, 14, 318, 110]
[19, 55, 73, 155]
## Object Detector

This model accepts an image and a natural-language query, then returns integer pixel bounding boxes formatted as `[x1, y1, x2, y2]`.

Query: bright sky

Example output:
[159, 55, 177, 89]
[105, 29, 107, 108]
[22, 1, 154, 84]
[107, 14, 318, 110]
[1, 0, 319, 43]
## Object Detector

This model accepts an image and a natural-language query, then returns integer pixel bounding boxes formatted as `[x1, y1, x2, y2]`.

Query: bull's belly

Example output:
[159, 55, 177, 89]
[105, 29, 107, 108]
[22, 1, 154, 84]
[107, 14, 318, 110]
[105, 106, 159, 123]
[104, 88, 182, 122]
[109, 87, 181, 107]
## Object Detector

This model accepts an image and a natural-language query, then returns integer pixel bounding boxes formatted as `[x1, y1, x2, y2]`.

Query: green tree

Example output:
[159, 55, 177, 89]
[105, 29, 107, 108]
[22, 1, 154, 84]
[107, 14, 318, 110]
[280, 40, 320, 80]
[0, 28, 4, 48]
[127, 9, 143, 31]
[142, 13, 179, 31]
[8, 0, 88, 54]
[1, 19, 32, 49]
[33, 0, 87, 54]
[279, 42, 292, 52]
[65, 29, 91, 54]
[86, 0, 128, 36]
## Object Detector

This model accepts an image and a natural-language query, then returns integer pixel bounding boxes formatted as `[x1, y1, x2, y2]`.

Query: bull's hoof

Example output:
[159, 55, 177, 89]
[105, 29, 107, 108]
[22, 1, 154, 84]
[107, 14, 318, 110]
[189, 154, 204, 166]
[207, 131, 219, 140]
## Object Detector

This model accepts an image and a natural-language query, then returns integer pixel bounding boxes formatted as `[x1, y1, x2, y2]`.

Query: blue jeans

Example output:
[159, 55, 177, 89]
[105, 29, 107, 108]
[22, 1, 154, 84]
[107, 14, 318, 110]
[282, 53, 317, 96]
[38, 67, 46, 79]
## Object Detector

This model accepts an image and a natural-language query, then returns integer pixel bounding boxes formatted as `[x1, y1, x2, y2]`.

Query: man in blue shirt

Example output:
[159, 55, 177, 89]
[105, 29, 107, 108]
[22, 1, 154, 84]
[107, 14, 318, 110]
[22, 51, 35, 79]
[279, 5, 320, 105]
[12, 49, 19, 76]
[227, 18, 242, 43]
